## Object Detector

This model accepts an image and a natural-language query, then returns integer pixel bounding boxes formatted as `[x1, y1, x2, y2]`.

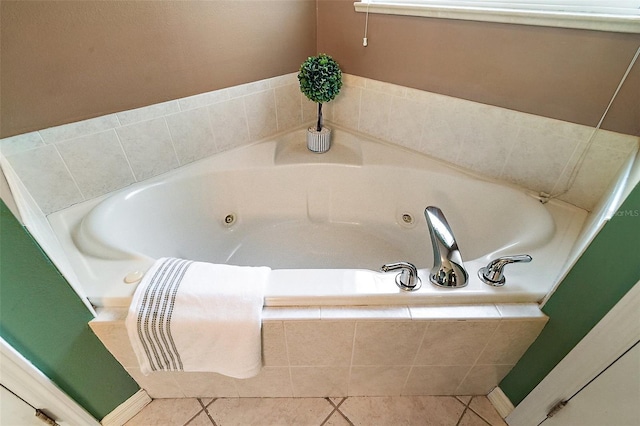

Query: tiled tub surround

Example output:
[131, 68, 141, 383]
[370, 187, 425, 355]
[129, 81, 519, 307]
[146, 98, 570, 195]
[90, 304, 546, 399]
[1, 73, 638, 215]
[0, 73, 316, 215]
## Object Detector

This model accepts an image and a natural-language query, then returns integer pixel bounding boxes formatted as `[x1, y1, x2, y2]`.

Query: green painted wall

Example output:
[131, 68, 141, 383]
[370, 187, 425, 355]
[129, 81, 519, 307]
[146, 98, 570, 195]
[0, 200, 139, 420]
[500, 182, 640, 405]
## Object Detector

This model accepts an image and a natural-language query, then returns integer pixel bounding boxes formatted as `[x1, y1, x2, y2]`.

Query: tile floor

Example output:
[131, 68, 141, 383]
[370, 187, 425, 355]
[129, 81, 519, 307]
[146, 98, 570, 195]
[125, 395, 508, 425]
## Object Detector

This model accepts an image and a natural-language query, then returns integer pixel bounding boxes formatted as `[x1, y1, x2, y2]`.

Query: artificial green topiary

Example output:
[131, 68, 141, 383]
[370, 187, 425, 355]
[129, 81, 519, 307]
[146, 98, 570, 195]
[298, 54, 342, 132]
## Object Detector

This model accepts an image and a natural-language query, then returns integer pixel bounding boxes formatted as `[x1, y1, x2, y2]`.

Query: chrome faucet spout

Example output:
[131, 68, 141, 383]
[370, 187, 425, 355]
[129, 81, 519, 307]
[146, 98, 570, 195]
[424, 206, 468, 288]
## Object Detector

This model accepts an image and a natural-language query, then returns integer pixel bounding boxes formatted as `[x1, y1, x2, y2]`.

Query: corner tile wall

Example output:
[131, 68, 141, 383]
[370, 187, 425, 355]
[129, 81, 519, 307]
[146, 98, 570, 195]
[90, 305, 547, 398]
[1, 73, 638, 214]
[326, 75, 639, 211]
[0, 73, 315, 214]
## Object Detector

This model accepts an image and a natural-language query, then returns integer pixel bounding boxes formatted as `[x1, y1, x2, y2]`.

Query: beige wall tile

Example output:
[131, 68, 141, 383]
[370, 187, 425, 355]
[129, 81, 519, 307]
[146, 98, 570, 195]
[116, 117, 179, 180]
[208, 98, 249, 151]
[330, 86, 361, 130]
[244, 90, 277, 141]
[125, 368, 183, 398]
[262, 322, 288, 366]
[477, 320, 546, 365]
[55, 130, 135, 199]
[414, 321, 499, 366]
[456, 364, 514, 395]
[5, 144, 83, 213]
[403, 366, 471, 395]
[285, 321, 355, 366]
[89, 320, 138, 368]
[358, 89, 391, 140]
[165, 107, 216, 165]
[290, 367, 350, 397]
[349, 366, 411, 396]
[352, 321, 425, 366]
[38, 115, 120, 144]
[172, 372, 239, 398]
[235, 367, 293, 397]
[275, 84, 302, 132]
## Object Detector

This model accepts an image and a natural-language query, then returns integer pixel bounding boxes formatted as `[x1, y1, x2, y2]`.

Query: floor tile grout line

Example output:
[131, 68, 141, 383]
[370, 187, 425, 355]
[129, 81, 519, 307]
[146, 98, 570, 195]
[336, 406, 356, 426]
[182, 401, 207, 426]
[318, 407, 339, 426]
[467, 403, 499, 426]
[201, 398, 219, 426]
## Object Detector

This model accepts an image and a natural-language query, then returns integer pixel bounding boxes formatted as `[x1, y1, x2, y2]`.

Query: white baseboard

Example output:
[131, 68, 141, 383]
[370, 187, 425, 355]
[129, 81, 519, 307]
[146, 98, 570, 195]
[101, 389, 151, 426]
[488, 387, 515, 419]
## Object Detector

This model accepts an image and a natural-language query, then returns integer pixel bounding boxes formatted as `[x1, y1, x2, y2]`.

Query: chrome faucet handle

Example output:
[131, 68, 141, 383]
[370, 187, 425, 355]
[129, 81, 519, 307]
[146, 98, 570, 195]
[381, 262, 422, 291]
[479, 255, 532, 287]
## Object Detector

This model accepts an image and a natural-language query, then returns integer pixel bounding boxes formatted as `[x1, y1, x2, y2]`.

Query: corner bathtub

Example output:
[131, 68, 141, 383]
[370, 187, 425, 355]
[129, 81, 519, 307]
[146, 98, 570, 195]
[48, 128, 586, 308]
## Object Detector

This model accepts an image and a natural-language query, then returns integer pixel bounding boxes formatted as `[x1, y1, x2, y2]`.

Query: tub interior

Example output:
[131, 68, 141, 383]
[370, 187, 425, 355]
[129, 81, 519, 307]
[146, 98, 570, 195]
[48, 127, 587, 307]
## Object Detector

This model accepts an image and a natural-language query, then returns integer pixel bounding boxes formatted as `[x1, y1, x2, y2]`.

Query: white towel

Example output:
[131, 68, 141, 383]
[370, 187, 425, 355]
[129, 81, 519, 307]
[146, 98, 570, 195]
[125, 258, 269, 379]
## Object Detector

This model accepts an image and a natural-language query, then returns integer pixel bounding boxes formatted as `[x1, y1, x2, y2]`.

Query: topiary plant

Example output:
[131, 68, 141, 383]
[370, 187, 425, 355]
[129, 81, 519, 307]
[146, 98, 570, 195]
[298, 54, 342, 132]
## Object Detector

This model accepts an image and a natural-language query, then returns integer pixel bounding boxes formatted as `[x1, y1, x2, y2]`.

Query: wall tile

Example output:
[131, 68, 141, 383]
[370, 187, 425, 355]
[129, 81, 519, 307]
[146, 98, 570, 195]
[38, 114, 120, 144]
[275, 84, 302, 131]
[56, 130, 135, 199]
[262, 321, 288, 366]
[165, 108, 217, 164]
[352, 321, 425, 366]
[501, 127, 580, 194]
[4, 144, 83, 213]
[414, 321, 499, 366]
[88, 320, 139, 368]
[172, 372, 238, 398]
[592, 129, 639, 153]
[451, 103, 519, 179]
[116, 117, 179, 181]
[0, 132, 45, 157]
[285, 321, 355, 366]
[386, 97, 427, 152]
[329, 86, 361, 130]
[235, 366, 293, 397]
[244, 90, 277, 141]
[476, 319, 546, 365]
[178, 89, 229, 111]
[365, 79, 407, 97]
[456, 364, 514, 395]
[290, 367, 350, 397]
[125, 368, 183, 398]
[403, 366, 472, 395]
[558, 143, 633, 210]
[302, 95, 318, 125]
[228, 80, 270, 98]
[359, 89, 392, 140]
[208, 98, 250, 151]
[349, 366, 411, 396]
[117, 101, 180, 126]
[321, 306, 411, 320]
[409, 305, 501, 320]
[269, 73, 299, 88]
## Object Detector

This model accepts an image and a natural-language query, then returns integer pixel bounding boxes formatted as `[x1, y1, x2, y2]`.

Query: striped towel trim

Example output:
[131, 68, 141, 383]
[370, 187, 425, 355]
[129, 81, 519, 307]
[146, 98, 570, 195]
[136, 258, 193, 372]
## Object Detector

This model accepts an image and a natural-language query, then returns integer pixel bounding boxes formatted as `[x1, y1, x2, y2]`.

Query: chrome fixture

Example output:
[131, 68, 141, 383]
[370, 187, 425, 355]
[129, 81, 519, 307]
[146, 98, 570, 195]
[479, 255, 532, 286]
[381, 262, 422, 291]
[424, 206, 468, 288]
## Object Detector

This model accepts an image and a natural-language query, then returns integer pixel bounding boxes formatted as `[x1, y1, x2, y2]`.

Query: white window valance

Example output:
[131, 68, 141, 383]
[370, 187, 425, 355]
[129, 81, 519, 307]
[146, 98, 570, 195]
[354, 0, 640, 33]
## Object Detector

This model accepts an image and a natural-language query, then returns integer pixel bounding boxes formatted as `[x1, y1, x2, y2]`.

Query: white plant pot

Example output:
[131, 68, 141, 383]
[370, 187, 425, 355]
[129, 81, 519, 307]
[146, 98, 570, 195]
[307, 126, 331, 153]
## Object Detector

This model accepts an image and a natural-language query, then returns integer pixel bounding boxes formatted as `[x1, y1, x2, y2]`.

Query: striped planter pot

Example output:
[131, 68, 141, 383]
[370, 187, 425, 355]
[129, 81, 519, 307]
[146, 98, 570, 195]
[306, 126, 332, 153]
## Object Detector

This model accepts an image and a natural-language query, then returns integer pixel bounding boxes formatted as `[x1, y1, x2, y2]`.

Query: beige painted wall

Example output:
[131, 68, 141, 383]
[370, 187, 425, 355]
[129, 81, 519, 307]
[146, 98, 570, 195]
[0, 1, 316, 138]
[317, 0, 640, 136]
